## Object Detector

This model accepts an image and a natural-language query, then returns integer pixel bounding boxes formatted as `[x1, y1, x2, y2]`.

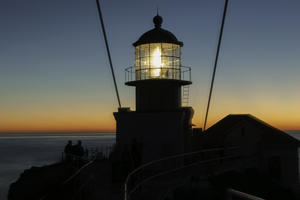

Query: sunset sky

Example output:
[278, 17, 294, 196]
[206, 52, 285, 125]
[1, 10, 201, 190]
[0, 0, 299, 132]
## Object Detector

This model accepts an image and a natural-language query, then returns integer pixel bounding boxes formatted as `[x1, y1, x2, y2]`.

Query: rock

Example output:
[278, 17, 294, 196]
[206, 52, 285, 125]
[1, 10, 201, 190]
[8, 162, 73, 200]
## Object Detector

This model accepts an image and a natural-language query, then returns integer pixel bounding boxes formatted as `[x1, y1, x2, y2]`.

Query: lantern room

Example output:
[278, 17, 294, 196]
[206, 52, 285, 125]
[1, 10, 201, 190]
[126, 15, 191, 85]
[125, 15, 192, 112]
[134, 43, 181, 80]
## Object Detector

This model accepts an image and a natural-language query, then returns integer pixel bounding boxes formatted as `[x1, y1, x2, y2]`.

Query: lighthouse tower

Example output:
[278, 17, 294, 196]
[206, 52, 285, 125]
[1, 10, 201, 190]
[114, 15, 194, 163]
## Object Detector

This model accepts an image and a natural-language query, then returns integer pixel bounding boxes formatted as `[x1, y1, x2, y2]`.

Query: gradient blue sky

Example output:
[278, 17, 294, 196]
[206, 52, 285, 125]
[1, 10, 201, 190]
[0, 0, 299, 132]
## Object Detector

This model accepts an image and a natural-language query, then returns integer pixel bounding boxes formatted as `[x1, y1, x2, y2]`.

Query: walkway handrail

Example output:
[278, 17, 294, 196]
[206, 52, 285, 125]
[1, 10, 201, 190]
[62, 157, 96, 185]
[226, 188, 265, 200]
[40, 156, 97, 200]
[129, 155, 237, 200]
[124, 147, 239, 200]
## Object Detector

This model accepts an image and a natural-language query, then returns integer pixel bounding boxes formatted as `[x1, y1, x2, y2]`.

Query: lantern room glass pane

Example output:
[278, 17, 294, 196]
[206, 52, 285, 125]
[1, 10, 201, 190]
[135, 43, 181, 80]
[174, 57, 180, 79]
[163, 43, 173, 58]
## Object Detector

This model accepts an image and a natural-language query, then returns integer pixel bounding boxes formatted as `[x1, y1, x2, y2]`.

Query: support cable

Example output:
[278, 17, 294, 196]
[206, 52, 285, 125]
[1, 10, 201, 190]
[96, 0, 122, 108]
[203, 0, 229, 130]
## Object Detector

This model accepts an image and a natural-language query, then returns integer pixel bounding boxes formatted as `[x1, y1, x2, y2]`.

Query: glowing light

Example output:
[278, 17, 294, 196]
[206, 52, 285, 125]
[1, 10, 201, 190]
[151, 47, 163, 77]
[152, 47, 162, 67]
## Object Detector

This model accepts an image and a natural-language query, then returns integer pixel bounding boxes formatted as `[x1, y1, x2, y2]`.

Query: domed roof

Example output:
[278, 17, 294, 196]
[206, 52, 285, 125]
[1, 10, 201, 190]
[133, 15, 183, 47]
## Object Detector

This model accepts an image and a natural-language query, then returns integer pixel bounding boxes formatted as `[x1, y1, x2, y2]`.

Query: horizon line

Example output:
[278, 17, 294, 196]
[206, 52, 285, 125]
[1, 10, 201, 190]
[0, 130, 115, 134]
[1, 129, 300, 134]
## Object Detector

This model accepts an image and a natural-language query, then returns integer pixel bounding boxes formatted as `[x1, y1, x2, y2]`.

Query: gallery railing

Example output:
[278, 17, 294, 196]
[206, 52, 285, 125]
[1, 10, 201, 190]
[125, 66, 191, 83]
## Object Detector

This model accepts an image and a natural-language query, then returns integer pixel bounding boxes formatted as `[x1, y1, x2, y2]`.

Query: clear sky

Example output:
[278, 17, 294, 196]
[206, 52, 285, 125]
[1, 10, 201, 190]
[0, 0, 299, 132]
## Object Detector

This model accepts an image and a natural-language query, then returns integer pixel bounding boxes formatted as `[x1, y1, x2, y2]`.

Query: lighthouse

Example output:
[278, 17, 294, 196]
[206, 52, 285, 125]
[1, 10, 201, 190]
[114, 15, 194, 163]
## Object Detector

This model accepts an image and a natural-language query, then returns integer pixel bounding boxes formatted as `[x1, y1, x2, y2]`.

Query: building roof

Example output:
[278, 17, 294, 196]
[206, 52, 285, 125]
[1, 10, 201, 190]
[133, 15, 183, 47]
[204, 114, 300, 146]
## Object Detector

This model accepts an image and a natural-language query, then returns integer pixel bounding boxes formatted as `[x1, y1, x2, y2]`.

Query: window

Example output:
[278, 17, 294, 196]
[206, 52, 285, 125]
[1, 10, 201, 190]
[135, 43, 181, 80]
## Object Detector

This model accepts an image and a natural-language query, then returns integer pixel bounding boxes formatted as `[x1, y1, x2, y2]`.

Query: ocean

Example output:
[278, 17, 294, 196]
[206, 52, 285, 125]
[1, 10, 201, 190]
[0, 131, 299, 200]
[0, 133, 115, 200]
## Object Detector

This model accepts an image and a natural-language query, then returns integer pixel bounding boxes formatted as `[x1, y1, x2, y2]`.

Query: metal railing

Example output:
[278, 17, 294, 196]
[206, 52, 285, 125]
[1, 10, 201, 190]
[61, 157, 97, 185]
[226, 188, 265, 200]
[39, 156, 97, 200]
[125, 66, 191, 83]
[124, 147, 239, 200]
[39, 144, 115, 200]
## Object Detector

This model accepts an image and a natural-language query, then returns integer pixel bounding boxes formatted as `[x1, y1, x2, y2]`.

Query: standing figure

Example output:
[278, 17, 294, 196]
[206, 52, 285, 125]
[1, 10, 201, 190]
[64, 140, 73, 161]
[74, 140, 84, 157]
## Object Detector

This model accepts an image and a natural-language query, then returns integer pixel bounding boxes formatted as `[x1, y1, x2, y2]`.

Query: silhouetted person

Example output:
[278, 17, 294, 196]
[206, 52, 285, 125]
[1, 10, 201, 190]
[64, 140, 73, 161]
[73, 140, 84, 157]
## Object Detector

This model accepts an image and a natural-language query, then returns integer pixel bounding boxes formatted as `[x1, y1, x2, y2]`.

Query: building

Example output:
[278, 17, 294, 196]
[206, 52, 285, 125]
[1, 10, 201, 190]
[114, 15, 194, 163]
[198, 114, 300, 194]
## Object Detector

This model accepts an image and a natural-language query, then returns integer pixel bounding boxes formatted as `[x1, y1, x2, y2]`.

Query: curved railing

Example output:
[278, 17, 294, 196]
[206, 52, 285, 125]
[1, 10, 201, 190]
[40, 154, 98, 200]
[124, 147, 239, 200]
[226, 188, 265, 200]
[125, 66, 191, 83]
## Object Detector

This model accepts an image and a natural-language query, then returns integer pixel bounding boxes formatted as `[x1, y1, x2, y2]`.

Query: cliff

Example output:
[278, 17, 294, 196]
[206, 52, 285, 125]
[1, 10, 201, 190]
[8, 162, 73, 200]
[7, 158, 124, 200]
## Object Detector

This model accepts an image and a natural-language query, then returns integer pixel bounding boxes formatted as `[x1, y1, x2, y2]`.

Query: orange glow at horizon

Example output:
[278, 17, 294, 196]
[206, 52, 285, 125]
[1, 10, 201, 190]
[0, 103, 117, 133]
[1, 79, 299, 133]
[190, 91, 300, 131]
[0, 117, 115, 133]
[1, 108, 299, 133]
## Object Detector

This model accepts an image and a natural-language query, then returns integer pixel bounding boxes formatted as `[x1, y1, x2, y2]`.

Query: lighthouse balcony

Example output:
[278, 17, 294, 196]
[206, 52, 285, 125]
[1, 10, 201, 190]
[125, 66, 191, 86]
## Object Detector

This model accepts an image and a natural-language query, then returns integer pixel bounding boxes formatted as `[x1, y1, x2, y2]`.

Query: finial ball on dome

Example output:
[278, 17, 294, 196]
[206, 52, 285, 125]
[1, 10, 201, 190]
[153, 15, 163, 28]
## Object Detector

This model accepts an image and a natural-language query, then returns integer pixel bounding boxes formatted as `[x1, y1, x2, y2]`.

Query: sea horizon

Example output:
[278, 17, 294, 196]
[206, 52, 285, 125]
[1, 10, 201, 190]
[1, 129, 299, 134]
[0, 133, 116, 199]
[0, 131, 115, 134]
